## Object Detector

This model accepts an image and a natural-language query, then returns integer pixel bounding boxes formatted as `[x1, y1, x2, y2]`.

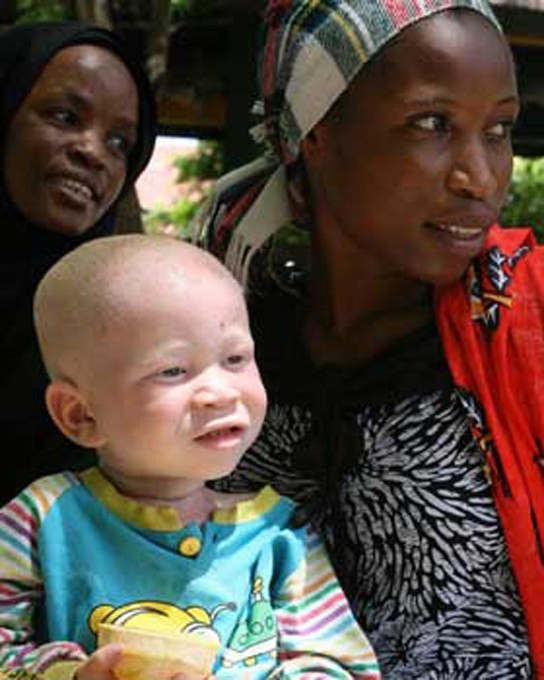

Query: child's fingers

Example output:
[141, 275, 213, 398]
[74, 643, 124, 680]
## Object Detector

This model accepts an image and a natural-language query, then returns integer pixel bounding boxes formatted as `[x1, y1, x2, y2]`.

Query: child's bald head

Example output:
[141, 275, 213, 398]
[34, 234, 244, 381]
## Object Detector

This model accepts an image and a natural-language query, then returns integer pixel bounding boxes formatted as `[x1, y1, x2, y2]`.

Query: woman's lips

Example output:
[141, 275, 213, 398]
[432, 222, 486, 240]
[49, 174, 99, 207]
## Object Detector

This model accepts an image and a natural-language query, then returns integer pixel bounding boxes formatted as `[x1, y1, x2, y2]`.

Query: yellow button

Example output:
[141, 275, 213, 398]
[178, 536, 202, 557]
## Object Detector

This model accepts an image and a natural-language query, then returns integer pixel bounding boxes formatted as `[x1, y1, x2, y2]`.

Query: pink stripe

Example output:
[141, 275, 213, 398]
[385, 0, 410, 24]
[13, 642, 37, 665]
[0, 592, 36, 607]
[278, 590, 345, 626]
[33, 642, 83, 672]
[1, 512, 35, 544]
[0, 583, 27, 596]
[0, 628, 13, 642]
[278, 601, 349, 636]
[2, 497, 37, 533]
[11, 498, 36, 523]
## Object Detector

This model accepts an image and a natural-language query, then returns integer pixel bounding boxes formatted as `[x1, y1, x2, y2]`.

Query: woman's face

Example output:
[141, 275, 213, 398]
[4, 44, 138, 236]
[302, 11, 519, 287]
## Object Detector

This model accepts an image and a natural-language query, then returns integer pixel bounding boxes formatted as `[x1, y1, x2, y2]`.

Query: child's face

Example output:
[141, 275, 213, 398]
[82, 271, 267, 498]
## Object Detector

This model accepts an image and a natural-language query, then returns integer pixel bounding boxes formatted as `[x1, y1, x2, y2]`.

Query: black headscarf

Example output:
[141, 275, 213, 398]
[0, 22, 157, 503]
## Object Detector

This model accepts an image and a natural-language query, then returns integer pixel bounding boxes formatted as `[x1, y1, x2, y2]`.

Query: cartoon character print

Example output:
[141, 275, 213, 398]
[222, 577, 277, 668]
[89, 600, 235, 647]
[88, 576, 276, 672]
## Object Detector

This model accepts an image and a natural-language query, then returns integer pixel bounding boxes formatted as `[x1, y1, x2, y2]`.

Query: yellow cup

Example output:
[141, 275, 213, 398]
[97, 623, 220, 680]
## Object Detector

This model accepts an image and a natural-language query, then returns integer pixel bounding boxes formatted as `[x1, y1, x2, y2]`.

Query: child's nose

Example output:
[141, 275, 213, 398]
[191, 369, 239, 408]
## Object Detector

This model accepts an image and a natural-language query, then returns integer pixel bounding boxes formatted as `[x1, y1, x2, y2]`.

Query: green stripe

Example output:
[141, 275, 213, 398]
[279, 579, 338, 613]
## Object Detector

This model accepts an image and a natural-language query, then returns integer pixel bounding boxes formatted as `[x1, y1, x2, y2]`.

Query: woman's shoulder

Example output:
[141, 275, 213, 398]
[189, 157, 274, 255]
[487, 225, 544, 287]
[436, 223, 544, 345]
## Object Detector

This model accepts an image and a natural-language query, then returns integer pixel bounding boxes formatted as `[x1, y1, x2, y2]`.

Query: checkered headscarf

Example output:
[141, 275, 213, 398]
[196, 0, 503, 289]
[258, 0, 501, 165]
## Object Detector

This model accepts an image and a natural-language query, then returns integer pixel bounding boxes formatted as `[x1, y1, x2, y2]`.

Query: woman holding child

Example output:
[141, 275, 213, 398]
[196, 0, 544, 676]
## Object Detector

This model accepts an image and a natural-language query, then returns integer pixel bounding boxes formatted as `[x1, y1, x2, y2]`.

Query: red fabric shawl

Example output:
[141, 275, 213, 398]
[436, 225, 544, 677]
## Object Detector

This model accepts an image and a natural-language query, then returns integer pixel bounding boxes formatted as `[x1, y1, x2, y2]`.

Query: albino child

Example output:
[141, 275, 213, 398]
[0, 235, 380, 680]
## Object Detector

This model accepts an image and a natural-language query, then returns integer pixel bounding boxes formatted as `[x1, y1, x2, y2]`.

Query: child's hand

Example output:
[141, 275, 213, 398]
[73, 643, 124, 680]
[73, 644, 217, 680]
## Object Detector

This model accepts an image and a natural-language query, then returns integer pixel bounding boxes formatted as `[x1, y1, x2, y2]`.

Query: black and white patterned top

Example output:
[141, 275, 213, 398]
[214, 291, 531, 679]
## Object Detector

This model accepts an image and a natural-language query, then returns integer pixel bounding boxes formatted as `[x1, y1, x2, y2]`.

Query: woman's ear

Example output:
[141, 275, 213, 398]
[45, 380, 105, 449]
[300, 117, 333, 162]
[300, 126, 322, 163]
[300, 123, 331, 200]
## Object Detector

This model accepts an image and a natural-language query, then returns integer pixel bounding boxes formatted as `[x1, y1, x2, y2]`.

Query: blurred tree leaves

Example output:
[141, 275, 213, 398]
[173, 139, 224, 181]
[143, 140, 225, 238]
[501, 157, 544, 241]
[15, 0, 68, 21]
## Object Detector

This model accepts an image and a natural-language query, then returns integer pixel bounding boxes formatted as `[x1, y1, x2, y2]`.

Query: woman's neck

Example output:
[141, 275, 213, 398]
[305, 239, 433, 364]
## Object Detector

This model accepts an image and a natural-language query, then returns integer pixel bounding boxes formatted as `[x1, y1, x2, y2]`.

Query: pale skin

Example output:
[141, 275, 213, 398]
[34, 234, 268, 680]
[300, 10, 519, 364]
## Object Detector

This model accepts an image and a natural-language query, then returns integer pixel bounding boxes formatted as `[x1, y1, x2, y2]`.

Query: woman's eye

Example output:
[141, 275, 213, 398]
[50, 108, 77, 125]
[412, 114, 448, 133]
[486, 120, 514, 141]
[108, 133, 132, 157]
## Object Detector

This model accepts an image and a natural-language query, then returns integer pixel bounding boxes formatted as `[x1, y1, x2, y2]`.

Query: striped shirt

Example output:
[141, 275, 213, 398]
[0, 468, 380, 679]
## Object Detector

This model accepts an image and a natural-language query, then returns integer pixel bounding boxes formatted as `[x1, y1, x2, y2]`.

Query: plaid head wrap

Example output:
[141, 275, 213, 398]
[258, 0, 501, 166]
[195, 0, 503, 288]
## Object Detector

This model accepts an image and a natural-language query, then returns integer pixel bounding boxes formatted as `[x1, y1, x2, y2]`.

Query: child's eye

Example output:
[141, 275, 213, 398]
[226, 350, 254, 369]
[158, 366, 186, 379]
[227, 354, 246, 367]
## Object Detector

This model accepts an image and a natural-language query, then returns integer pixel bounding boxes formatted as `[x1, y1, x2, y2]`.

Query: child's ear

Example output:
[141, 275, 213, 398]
[45, 380, 105, 449]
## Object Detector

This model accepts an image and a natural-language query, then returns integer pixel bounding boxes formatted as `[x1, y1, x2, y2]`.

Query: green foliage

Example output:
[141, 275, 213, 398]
[144, 198, 201, 239]
[15, 0, 69, 22]
[171, 0, 191, 13]
[14, 0, 218, 23]
[173, 140, 225, 183]
[143, 139, 225, 239]
[171, 0, 221, 17]
[501, 157, 544, 242]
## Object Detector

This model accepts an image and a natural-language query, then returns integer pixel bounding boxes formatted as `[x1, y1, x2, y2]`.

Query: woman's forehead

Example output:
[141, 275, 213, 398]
[362, 9, 513, 84]
[40, 44, 131, 82]
[315, 12, 516, 142]
[260, 1, 502, 161]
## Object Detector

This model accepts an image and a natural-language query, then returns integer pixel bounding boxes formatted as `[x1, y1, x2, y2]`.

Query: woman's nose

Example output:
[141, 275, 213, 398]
[70, 129, 107, 168]
[447, 138, 498, 200]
